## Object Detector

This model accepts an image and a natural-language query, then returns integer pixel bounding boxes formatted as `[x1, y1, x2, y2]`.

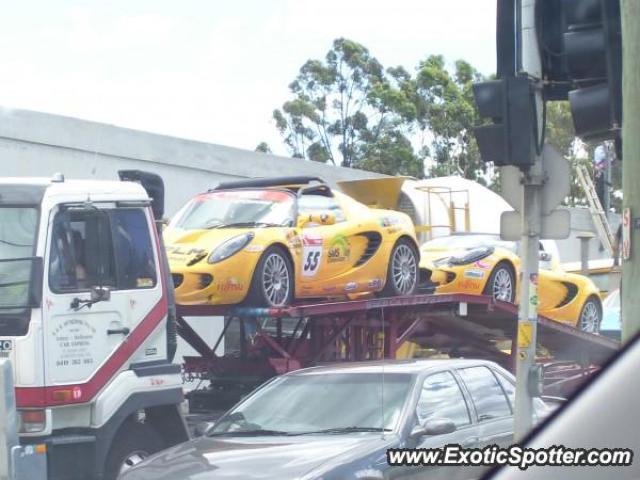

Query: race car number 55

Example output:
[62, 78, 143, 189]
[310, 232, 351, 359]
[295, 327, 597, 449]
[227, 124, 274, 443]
[303, 235, 323, 277]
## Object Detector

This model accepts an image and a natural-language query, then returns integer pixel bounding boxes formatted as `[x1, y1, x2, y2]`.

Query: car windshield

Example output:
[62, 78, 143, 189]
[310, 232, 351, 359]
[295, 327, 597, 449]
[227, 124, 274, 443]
[171, 189, 295, 230]
[0, 207, 38, 312]
[211, 372, 413, 435]
[423, 234, 515, 252]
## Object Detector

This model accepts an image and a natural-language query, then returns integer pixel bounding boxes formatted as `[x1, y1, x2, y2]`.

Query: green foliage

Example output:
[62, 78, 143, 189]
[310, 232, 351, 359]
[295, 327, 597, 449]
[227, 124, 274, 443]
[273, 38, 421, 174]
[255, 142, 272, 154]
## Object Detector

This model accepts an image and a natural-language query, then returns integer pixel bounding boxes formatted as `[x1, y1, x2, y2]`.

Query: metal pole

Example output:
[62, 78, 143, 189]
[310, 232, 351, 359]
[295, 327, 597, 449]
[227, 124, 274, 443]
[621, 0, 640, 342]
[514, 177, 541, 440]
[514, 0, 542, 441]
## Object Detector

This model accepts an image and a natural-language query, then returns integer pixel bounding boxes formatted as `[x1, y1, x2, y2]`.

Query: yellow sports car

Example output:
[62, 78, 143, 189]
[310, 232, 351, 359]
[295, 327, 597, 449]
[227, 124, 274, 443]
[419, 233, 602, 332]
[165, 176, 419, 307]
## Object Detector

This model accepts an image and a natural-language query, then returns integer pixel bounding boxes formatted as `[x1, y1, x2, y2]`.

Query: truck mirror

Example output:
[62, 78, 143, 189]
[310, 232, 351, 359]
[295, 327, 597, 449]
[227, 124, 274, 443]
[118, 170, 165, 221]
[90, 285, 111, 303]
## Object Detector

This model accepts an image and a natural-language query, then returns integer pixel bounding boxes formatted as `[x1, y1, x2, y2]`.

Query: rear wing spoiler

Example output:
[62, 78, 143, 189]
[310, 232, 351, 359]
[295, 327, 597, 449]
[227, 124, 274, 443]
[337, 177, 408, 209]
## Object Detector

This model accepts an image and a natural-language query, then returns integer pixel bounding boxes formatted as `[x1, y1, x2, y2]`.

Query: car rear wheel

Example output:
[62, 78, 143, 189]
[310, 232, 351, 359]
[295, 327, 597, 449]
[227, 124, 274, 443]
[246, 246, 294, 307]
[381, 239, 418, 297]
[485, 263, 515, 303]
[579, 297, 602, 333]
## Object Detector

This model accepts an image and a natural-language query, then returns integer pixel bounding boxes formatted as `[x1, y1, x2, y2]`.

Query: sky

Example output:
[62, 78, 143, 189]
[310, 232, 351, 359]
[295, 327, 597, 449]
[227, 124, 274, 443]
[0, 0, 497, 156]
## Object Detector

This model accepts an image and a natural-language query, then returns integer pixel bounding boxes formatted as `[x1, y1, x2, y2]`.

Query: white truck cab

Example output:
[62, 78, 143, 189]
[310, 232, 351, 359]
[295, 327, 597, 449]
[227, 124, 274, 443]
[0, 171, 188, 480]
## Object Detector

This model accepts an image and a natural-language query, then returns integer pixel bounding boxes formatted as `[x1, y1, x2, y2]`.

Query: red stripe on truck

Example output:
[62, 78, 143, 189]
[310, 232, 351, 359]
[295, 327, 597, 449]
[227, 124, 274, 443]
[15, 297, 168, 408]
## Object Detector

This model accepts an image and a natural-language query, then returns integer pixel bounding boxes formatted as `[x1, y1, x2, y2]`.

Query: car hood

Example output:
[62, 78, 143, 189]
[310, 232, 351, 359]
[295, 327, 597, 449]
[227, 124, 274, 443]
[121, 434, 388, 480]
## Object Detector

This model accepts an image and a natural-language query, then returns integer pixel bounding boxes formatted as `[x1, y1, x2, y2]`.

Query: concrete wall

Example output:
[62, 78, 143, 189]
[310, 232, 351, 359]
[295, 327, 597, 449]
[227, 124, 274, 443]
[0, 107, 384, 216]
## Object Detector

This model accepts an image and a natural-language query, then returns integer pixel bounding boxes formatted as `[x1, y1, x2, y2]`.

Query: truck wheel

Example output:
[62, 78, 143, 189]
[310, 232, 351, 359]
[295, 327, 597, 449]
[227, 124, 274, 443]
[380, 239, 418, 297]
[104, 422, 164, 480]
[578, 297, 602, 333]
[484, 262, 515, 303]
[246, 246, 294, 307]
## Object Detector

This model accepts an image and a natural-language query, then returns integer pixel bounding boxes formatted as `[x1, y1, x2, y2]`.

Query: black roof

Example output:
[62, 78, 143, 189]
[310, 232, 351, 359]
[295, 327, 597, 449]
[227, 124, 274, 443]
[212, 176, 326, 191]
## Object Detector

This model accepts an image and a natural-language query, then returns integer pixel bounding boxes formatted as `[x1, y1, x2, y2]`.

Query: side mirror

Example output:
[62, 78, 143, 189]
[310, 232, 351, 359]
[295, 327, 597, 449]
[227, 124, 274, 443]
[410, 418, 456, 439]
[118, 170, 165, 221]
[297, 211, 336, 228]
[194, 421, 216, 437]
[90, 285, 111, 303]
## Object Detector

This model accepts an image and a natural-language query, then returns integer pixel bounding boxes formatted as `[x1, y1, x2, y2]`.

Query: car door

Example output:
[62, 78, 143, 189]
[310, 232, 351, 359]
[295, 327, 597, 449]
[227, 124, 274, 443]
[44, 205, 162, 398]
[297, 190, 373, 295]
[456, 366, 514, 447]
[396, 370, 482, 480]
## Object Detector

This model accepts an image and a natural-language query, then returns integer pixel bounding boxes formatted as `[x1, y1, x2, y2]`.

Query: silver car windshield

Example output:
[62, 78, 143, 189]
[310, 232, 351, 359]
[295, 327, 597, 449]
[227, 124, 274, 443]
[211, 372, 413, 435]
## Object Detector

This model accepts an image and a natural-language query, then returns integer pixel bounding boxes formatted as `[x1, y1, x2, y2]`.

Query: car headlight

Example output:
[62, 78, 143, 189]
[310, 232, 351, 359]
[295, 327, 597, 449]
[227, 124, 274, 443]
[448, 246, 494, 266]
[208, 233, 255, 264]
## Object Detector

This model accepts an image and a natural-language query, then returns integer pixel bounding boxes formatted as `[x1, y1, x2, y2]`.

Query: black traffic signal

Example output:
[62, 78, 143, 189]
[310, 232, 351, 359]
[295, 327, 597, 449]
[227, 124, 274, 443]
[473, 76, 537, 169]
[537, 0, 622, 143]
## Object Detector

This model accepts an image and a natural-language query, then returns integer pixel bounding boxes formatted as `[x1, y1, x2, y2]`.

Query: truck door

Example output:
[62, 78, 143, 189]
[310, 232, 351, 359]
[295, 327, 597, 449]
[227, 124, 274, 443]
[44, 205, 162, 403]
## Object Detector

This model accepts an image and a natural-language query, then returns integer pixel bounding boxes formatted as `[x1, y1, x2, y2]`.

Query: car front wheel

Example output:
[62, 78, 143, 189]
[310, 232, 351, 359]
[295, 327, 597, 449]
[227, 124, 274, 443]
[246, 246, 294, 307]
[485, 262, 515, 303]
[578, 297, 602, 333]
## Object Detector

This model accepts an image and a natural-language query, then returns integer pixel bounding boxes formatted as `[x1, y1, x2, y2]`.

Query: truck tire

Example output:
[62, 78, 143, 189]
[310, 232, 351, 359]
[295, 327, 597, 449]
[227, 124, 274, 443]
[104, 421, 165, 480]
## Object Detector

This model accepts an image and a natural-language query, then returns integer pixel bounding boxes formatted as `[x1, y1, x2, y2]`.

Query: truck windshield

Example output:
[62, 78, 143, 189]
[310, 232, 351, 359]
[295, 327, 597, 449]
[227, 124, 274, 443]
[0, 207, 39, 335]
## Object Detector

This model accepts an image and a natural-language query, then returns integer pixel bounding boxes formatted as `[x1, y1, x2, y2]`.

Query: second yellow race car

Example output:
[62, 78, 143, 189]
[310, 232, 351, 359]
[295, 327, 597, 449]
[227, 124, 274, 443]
[165, 176, 419, 307]
[419, 233, 602, 332]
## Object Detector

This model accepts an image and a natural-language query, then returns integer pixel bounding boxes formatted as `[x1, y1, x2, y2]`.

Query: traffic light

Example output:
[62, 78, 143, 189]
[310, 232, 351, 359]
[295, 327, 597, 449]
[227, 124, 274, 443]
[538, 0, 622, 143]
[473, 76, 537, 169]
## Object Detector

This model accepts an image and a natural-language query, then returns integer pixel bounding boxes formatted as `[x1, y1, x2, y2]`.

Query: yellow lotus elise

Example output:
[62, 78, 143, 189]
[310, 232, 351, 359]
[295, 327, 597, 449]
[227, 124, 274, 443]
[165, 176, 419, 307]
[419, 233, 602, 332]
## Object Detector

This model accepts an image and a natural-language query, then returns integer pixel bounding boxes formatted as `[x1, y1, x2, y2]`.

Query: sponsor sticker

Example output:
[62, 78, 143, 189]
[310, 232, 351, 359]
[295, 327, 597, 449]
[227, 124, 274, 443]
[327, 234, 351, 263]
[379, 216, 399, 227]
[345, 281, 358, 292]
[217, 278, 244, 292]
[474, 260, 491, 269]
[368, 278, 382, 289]
[244, 245, 265, 253]
[464, 269, 485, 279]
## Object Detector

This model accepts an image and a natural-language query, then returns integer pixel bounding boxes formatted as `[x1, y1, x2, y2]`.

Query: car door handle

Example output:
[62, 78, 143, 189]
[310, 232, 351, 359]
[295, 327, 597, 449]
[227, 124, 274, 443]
[461, 436, 479, 447]
[107, 327, 130, 336]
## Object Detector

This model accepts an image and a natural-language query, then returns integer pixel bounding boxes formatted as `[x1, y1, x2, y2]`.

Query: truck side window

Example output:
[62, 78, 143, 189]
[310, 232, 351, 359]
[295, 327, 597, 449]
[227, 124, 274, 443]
[49, 210, 116, 292]
[49, 208, 156, 292]
[111, 209, 157, 289]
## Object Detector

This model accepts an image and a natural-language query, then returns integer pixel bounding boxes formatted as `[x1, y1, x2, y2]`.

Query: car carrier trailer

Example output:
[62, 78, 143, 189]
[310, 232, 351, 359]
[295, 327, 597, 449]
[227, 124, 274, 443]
[175, 293, 619, 414]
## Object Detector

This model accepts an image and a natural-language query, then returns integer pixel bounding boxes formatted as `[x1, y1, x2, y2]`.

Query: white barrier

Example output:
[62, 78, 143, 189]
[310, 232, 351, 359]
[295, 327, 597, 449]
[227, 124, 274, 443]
[0, 359, 18, 480]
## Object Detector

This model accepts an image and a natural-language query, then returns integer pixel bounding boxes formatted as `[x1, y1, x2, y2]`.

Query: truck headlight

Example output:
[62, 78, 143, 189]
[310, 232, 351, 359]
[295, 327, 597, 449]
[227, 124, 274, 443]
[449, 246, 494, 266]
[208, 233, 255, 264]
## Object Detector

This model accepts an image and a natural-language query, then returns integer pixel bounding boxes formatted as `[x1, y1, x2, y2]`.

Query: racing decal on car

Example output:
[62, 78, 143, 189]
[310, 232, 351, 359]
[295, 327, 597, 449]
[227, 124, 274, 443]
[216, 278, 244, 292]
[378, 216, 399, 227]
[244, 245, 265, 253]
[368, 278, 382, 289]
[345, 281, 358, 292]
[474, 259, 491, 269]
[302, 234, 323, 277]
[464, 269, 485, 279]
[286, 230, 302, 250]
[327, 234, 351, 263]
[460, 279, 481, 290]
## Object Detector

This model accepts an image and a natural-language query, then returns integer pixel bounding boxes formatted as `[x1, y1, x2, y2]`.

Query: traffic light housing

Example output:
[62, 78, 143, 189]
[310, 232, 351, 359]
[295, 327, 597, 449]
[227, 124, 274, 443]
[537, 0, 622, 143]
[473, 76, 537, 169]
